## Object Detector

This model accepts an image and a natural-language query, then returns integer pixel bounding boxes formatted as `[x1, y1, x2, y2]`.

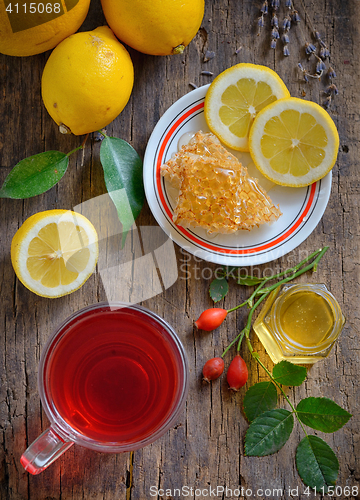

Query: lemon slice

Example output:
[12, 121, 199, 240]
[204, 63, 290, 152]
[11, 210, 99, 298]
[249, 97, 339, 187]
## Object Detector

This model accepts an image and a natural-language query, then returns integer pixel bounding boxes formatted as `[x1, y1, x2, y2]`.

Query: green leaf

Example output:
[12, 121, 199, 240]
[296, 397, 352, 433]
[296, 435, 339, 490]
[100, 136, 144, 246]
[0, 151, 69, 199]
[209, 277, 229, 302]
[243, 381, 278, 422]
[237, 275, 265, 286]
[245, 409, 294, 456]
[272, 360, 307, 386]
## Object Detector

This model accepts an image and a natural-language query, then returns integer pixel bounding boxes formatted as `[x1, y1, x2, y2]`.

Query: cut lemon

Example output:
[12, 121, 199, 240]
[249, 97, 339, 187]
[11, 210, 98, 298]
[204, 63, 290, 151]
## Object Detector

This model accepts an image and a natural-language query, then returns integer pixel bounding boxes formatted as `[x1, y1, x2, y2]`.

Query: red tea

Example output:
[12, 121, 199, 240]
[43, 305, 183, 444]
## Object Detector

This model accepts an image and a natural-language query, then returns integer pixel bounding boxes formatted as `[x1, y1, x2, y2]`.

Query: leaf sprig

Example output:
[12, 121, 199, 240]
[0, 131, 144, 245]
[243, 360, 351, 491]
[205, 247, 352, 490]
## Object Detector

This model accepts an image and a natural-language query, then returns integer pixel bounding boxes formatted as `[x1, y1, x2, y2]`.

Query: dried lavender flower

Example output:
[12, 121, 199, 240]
[189, 82, 198, 89]
[203, 50, 215, 62]
[298, 62, 305, 71]
[281, 33, 290, 44]
[283, 45, 290, 56]
[272, 27, 280, 39]
[327, 66, 337, 79]
[282, 16, 291, 31]
[323, 95, 332, 109]
[257, 15, 265, 33]
[314, 31, 321, 41]
[260, 0, 268, 15]
[270, 38, 277, 49]
[235, 46, 242, 54]
[285, 0, 292, 7]
[270, 0, 280, 10]
[305, 42, 316, 55]
[292, 10, 301, 23]
[271, 13, 279, 27]
[316, 57, 326, 74]
[320, 46, 330, 59]
[326, 83, 339, 95]
[93, 130, 105, 142]
[201, 71, 214, 76]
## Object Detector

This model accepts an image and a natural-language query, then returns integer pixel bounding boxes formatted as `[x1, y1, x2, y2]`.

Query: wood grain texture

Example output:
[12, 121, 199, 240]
[1, 0, 359, 498]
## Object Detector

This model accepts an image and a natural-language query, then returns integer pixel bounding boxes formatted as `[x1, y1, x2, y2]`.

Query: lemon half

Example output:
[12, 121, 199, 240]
[11, 210, 98, 298]
[204, 63, 290, 151]
[249, 97, 339, 187]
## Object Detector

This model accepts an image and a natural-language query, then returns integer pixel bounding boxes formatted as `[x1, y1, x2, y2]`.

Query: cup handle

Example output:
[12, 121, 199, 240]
[20, 426, 74, 475]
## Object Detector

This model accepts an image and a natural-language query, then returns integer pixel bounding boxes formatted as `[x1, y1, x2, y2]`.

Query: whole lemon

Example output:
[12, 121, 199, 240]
[100, 0, 205, 56]
[41, 26, 134, 135]
[0, 0, 90, 56]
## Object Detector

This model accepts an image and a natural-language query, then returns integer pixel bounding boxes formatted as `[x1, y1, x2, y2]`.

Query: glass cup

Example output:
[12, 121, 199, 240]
[21, 302, 189, 474]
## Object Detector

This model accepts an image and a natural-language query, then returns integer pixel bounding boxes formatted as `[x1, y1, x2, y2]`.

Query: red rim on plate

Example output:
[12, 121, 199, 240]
[144, 85, 332, 266]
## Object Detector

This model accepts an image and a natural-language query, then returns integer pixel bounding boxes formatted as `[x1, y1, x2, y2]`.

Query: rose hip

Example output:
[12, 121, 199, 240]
[226, 354, 248, 391]
[195, 308, 228, 331]
[202, 357, 225, 382]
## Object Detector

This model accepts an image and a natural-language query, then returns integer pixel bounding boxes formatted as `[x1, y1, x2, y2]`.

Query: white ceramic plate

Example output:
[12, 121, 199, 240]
[143, 85, 332, 266]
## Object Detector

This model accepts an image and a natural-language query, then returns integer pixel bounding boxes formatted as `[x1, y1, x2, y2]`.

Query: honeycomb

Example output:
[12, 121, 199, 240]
[161, 131, 282, 234]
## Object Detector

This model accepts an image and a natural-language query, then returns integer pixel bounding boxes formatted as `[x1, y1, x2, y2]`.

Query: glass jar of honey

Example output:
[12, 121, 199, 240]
[253, 284, 345, 365]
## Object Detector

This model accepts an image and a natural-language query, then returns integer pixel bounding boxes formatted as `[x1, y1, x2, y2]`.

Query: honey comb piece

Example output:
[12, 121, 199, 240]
[161, 131, 282, 233]
[161, 131, 243, 187]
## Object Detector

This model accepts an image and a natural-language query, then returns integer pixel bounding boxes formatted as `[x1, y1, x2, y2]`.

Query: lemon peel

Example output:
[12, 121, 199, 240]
[100, 0, 204, 56]
[0, 0, 90, 57]
[41, 26, 134, 136]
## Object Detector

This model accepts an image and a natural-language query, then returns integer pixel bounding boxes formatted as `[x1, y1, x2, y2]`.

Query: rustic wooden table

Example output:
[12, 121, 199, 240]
[1, 0, 359, 498]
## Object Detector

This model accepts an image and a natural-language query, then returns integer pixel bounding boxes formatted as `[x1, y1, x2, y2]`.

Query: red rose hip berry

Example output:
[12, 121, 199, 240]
[195, 308, 227, 331]
[202, 357, 225, 382]
[226, 354, 248, 390]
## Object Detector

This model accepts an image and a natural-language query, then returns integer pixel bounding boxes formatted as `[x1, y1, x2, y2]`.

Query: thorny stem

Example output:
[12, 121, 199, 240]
[255, 246, 328, 295]
[66, 134, 89, 157]
[227, 247, 328, 314]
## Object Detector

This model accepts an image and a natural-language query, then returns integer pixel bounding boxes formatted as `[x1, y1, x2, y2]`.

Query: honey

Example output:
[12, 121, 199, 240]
[253, 284, 345, 364]
[160, 131, 282, 233]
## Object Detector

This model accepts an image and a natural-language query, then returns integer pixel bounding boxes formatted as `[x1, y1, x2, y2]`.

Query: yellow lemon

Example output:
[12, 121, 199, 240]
[0, 0, 90, 56]
[11, 210, 98, 298]
[41, 26, 134, 135]
[100, 0, 205, 55]
[204, 63, 290, 152]
[249, 97, 339, 187]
